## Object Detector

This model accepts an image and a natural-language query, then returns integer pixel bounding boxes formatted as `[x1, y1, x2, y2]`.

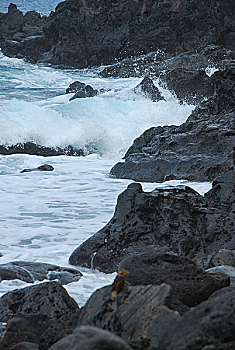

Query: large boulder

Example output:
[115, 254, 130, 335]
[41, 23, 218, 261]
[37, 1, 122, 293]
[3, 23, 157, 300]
[77, 283, 179, 349]
[70, 168, 235, 272]
[0, 282, 78, 322]
[111, 67, 235, 182]
[119, 252, 230, 307]
[49, 326, 132, 350]
[0, 261, 82, 285]
[158, 289, 235, 350]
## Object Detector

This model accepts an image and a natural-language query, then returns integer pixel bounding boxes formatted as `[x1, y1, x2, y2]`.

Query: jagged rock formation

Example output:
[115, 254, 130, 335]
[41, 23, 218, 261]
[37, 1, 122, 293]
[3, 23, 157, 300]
[110, 66, 235, 182]
[69, 167, 235, 272]
[0, 1, 234, 68]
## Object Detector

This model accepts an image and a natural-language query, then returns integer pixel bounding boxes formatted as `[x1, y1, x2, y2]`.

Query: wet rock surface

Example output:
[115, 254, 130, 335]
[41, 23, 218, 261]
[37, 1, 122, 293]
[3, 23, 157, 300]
[21, 165, 54, 173]
[0, 142, 84, 157]
[70, 168, 235, 272]
[0, 261, 82, 285]
[133, 76, 165, 102]
[111, 66, 235, 182]
[66, 80, 98, 101]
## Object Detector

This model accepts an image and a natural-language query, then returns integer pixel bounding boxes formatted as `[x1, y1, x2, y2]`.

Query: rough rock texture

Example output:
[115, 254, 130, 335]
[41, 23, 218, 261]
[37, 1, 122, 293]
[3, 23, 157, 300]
[0, 142, 84, 157]
[158, 289, 235, 350]
[133, 76, 165, 102]
[119, 252, 229, 307]
[0, 261, 82, 285]
[111, 67, 235, 182]
[9, 343, 39, 350]
[49, 326, 133, 350]
[70, 168, 235, 272]
[0, 282, 78, 322]
[206, 266, 235, 286]
[77, 283, 179, 349]
[1, 1, 234, 68]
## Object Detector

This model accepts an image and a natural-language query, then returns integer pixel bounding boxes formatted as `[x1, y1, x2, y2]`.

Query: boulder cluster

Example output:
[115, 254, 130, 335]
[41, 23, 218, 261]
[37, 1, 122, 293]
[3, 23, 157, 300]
[0, 0, 234, 349]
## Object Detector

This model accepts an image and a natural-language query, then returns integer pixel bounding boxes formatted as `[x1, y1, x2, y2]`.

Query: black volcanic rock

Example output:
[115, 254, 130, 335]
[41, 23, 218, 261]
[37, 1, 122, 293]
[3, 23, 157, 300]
[77, 283, 179, 349]
[69, 168, 235, 273]
[0, 142, 84, 157]
[21, 164, 54, 173]
[0, 281, 78, 322]
[133, 76, 165, 102]
[1, 1, 234, 68]
[0, 261, 82, 285]
[119, 252, 229, 307]
[110, 66, 235, 182]
[158, 289, 235, 350]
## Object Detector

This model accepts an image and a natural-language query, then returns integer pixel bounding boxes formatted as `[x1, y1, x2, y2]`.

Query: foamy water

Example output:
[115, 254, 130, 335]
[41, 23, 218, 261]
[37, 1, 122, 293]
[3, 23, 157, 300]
[0, 25, 212, 305]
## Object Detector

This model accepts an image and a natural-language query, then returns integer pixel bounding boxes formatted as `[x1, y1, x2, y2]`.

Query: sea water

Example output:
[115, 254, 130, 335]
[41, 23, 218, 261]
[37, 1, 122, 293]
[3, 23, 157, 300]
[0, 1, 212, 306]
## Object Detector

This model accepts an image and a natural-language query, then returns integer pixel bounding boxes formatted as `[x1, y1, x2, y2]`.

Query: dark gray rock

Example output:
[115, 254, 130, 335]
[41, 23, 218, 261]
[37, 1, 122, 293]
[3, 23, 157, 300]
[66, 81, 86, 94]
[21, 164, 54, 173]
[0, 281, 78, 322]
[158, 289, 235, 350]
[10, 342, 39, 350]
[0, 261, 82, 285]
[49, 325, 133, 350]
[0, 142, 84, 157]
[77, 283, 179, 349]
[69, 85, 98, 101]
[111, 67, 235, 182]
[133, 77, 165, 102]
[70, 168, 235, 272]
[119, 252, 230, 307]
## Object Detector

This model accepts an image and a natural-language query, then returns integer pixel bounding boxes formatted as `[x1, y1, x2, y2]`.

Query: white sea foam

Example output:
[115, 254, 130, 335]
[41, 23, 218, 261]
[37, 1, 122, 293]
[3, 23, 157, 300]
[0, 52, 211, 305]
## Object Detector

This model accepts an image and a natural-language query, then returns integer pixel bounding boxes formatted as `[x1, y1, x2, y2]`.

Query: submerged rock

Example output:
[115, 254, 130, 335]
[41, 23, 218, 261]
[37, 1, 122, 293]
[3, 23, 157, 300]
[0, 142, 84, 157]
[66, 81, 98, 101]
[0, 261, 82, 285]
[133, 76, 165, 102]
[49, 326, 133, 350]
[21, 164, 54, 173]
[70, 168, 235, 272]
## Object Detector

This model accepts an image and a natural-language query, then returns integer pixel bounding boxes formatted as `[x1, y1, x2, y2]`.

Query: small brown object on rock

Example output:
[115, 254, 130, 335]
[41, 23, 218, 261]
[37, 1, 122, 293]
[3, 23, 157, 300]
[111, 269, 130, 298]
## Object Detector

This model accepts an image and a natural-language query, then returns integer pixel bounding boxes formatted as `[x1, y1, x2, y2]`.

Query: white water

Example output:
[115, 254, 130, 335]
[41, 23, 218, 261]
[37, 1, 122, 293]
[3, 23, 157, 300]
[0, 45, 212, 305]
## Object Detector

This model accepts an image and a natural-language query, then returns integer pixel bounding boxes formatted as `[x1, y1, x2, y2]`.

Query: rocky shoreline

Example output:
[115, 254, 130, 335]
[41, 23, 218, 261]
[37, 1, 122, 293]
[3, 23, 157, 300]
[0, 0, 235, 349]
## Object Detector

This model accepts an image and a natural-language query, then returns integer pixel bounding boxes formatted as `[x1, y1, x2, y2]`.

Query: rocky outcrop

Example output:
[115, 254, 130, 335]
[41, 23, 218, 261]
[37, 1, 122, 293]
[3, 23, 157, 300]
[69, 167, 235, 272]
[49, 326, 133, 350]
[0, 142, 84, 157]
[119, 252, 229, 307]
[110, 66, 235, 182]
[0, 261, 82, 285]
[1, 1, 234, 68]
[133, 76, 165, 102]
